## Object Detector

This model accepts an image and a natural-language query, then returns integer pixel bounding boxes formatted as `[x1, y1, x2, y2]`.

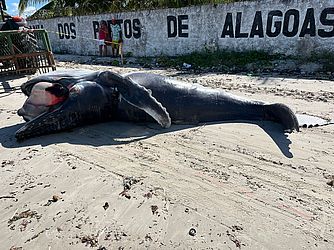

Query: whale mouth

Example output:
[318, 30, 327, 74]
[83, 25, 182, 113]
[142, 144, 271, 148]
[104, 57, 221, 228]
[15, 108, 71, 141]
[18, 82, 69, 121]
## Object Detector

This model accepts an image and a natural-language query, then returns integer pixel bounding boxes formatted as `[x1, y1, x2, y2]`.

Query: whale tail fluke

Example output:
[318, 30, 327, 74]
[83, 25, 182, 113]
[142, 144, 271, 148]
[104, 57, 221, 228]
[264, 103, 299, 132]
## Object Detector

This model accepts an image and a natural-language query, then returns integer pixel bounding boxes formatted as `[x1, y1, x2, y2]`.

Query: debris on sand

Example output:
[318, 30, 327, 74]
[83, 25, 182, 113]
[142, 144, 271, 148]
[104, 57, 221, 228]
[119, 190, 131, 199]
[103, 202, 109, 210]
[227, 230, 241, 249]
[9, 246, 22, 250]
[97, 246, 107, 250]
[1, 160, 14, 167]
[323, 174, 334, 187]
[78, 234, 99, 247]
[25, 229, 47, 243]
[8, 209, 41, 225]
[151, 205, 158, 215]
[52, 195, 61, 202]
[143, 191, 153, 199]
[0, 195, 15, 200]
[44, 195, 61, 206]
[123, 176, 141, 190]
[119, 176, 142, 199]
[145, 234, 153, 241]
[231, 225, 243, 232]
[189, 228, 197, 236]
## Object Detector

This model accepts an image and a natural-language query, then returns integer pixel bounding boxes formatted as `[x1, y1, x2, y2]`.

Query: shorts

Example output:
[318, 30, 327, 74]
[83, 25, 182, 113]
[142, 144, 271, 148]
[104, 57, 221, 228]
[112, 40, 119, 48]
[98, 39, 105, 46]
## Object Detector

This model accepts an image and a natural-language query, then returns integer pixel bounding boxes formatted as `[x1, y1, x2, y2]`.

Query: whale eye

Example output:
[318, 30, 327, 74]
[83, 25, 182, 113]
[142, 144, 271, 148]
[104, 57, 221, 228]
[44, 83, 69, 106]
[45, 83, 69, 98]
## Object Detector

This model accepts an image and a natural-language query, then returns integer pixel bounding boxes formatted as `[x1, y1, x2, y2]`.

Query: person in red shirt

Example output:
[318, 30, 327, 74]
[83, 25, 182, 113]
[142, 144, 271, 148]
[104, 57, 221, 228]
[98, 20, 108, 57]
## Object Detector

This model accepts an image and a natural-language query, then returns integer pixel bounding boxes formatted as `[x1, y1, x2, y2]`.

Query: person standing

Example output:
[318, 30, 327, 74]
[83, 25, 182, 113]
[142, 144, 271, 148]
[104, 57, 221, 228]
[110, 18, 122, 57]
[98, 20, 108, 57]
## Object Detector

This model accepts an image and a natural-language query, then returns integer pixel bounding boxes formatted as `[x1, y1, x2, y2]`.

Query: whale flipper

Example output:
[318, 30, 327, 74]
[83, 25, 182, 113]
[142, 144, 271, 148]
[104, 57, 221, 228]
[98, 71, 171, 128]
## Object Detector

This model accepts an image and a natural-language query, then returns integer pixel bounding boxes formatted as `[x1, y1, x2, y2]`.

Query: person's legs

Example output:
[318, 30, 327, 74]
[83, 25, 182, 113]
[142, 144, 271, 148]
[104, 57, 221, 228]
[115, 45, 119, 56]
[99, 45, 103, 56]
[99, 40, 106, 56]
[102, 45, 107, 56]
[111, 43, 116, 57]
[112, 41, 121, 57]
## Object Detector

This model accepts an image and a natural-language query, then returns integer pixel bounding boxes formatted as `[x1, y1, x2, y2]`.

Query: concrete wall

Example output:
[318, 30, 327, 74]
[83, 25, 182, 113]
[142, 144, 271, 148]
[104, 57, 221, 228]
[28, 0, 334, 57]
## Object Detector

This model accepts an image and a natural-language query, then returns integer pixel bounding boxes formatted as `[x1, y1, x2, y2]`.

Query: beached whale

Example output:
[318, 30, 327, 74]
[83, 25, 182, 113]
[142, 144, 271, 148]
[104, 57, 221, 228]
[15, 70, 300, 140]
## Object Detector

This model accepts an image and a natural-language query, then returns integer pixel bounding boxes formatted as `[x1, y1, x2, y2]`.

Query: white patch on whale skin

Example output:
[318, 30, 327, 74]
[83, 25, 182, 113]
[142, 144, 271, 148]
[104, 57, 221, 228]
[70, 84, 84, 95]
[18, 82, 65, 121]
[28, 82, 55, 106]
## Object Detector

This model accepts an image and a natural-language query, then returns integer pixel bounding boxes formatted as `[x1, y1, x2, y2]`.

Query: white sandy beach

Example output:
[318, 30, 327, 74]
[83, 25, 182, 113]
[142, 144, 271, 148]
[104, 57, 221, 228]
[0, 56, 333, 249]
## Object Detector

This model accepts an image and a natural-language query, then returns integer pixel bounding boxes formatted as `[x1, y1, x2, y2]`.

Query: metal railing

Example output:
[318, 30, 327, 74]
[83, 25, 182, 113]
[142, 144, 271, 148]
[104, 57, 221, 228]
[0, 29, 56, 75]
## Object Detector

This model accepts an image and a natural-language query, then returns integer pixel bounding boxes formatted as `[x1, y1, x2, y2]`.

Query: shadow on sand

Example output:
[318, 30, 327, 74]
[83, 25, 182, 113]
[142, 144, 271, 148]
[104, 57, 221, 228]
[1, 64, 299, 158]
[0, 120, 294, 158]
[0, 74, 26, 98]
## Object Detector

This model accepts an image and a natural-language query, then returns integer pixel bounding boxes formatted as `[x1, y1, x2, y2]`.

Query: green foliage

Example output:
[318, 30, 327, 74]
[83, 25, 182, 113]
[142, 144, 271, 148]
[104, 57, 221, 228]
[111, 59, 120, 66]
[20, 0, 248, 19]
[305, 51, 334, 72]
[153, 50, 283, 70]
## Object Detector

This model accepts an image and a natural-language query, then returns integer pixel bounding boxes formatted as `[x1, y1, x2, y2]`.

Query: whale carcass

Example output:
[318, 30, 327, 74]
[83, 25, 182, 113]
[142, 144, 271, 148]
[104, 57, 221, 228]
[15, 70, 300, 140]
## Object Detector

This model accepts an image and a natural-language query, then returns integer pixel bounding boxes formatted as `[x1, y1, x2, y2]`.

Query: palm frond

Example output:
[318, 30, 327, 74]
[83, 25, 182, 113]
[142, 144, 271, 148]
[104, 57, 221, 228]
[18, 0, 53, 15]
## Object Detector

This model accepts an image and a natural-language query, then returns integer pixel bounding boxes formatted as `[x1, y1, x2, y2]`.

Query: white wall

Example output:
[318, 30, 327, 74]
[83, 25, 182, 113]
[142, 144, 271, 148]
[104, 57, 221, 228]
[28, 0, 334, 57]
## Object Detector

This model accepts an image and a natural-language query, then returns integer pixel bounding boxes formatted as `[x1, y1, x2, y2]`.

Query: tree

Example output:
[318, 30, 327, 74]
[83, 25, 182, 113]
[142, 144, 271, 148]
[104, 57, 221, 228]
[19, 0, 230, 18]
[19, 0, 50, 15]
[19, 0, 120, 16]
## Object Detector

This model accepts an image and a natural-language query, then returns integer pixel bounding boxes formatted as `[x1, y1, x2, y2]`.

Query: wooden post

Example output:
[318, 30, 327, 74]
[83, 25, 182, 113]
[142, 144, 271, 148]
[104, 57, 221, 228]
[119, 42, 123, 65]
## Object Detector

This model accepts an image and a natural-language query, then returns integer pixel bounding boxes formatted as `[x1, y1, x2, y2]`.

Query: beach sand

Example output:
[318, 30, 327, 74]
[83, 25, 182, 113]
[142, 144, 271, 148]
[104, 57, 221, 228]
[1, 57, 333, 249]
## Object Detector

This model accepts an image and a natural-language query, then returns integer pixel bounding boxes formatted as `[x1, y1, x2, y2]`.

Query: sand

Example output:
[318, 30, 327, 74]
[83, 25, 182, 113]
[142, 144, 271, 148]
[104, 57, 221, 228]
[1, 57, 333, 249]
